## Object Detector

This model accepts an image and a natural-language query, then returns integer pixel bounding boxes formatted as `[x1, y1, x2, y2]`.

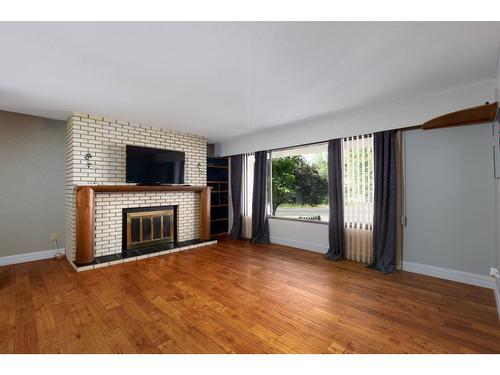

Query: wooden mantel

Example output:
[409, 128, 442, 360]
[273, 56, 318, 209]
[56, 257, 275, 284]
[75, 185, 208, 193]
[75, 185, 211, 264]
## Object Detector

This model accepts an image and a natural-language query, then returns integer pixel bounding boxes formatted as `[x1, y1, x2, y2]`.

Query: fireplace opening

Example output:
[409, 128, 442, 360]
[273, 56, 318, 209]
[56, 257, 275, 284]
[122, 206, 177, 251]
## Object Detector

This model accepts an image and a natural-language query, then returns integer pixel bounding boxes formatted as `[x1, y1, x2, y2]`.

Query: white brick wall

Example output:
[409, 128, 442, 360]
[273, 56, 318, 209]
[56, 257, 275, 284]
[65, 113, 207, 260]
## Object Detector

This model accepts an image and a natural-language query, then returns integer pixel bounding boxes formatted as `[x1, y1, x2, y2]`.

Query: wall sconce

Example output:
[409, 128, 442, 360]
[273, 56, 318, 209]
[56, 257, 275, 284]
[84, 152, 93, 168]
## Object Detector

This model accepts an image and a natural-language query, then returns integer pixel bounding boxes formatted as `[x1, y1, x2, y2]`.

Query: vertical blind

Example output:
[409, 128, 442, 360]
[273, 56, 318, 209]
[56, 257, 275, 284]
[242, 153, 255, 216]
[242, 153, 255, 238]
[342, 134, 374, 263]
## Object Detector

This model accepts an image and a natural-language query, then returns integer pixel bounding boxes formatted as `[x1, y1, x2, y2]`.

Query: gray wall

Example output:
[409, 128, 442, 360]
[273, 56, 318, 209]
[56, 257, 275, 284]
[495, 56, 500, 272]
[403, 124, 495, 276]
[0, 111, 65, 257]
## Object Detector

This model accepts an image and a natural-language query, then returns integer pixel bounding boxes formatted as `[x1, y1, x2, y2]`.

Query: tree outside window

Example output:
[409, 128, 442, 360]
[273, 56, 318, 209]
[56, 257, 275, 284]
[270, 144, 328, 221]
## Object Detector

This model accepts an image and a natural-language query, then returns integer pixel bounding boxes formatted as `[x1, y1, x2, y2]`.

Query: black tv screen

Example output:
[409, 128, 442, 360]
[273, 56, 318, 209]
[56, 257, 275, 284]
[126, 145, 185, 184]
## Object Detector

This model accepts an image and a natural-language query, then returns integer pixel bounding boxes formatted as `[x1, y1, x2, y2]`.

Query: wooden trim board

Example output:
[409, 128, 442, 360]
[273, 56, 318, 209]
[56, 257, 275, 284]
[75, 187, 94, 264]
[421, 102, 498, 130]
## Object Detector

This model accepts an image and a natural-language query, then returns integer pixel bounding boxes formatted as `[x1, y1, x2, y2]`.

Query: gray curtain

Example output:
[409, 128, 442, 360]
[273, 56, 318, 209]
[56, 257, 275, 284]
[230, 155, 243, 240]
[251, 151, 270, 243]
[369, 130, 397, 274]
[325, 139, 345, 261]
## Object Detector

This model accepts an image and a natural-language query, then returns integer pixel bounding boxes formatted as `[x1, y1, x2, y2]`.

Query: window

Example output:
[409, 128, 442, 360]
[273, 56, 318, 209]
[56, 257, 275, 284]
[268, 135, 374, 226]
[269, 144, 329, 222]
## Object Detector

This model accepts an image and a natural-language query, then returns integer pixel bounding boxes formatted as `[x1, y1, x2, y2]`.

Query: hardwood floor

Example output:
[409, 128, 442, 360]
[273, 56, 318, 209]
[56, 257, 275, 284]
[1, 238, 499, 353]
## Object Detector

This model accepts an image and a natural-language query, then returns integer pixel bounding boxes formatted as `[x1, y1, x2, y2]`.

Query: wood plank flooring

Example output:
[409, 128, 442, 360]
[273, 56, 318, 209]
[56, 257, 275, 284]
[1, 238, 499, 353]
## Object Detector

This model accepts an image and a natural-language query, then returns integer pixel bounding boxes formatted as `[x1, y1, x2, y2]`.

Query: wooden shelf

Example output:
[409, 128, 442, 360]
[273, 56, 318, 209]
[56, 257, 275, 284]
[208, 157, 229, 235]
[211, 218, 228, 222]
[207, 165, 228, 169]
[421, 102, 498, 130]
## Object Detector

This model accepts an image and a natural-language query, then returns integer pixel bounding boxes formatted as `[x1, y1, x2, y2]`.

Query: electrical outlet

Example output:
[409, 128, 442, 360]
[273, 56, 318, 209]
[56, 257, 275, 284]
[490, 268, 500, 278]
[51, 233, 58, 241]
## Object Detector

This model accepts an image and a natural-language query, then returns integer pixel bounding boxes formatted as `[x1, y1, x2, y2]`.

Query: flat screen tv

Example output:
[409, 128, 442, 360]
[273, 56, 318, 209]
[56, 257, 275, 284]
[126, 145, 185, 185]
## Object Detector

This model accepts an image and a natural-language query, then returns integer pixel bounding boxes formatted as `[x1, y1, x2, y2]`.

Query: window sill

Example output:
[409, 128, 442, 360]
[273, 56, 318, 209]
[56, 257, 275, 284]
[268, 216, 328, 225]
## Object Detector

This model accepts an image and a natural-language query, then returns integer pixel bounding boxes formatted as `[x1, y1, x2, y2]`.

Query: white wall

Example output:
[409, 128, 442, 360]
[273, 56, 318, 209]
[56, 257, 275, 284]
[404, 124, 495, 276]
[217, 80, 495, 156]
[269, 218, 328, 253]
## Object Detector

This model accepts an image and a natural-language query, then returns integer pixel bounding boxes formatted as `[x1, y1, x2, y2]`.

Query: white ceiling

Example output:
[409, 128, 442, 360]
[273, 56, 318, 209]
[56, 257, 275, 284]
[1, 22, 499, 142]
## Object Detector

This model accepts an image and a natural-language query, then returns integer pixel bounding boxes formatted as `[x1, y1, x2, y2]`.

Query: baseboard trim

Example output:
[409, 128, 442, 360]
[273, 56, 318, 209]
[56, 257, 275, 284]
[0, 248, 64, 267]
[493, 277, 500, 320]
[270, 236, 327, 254]
[402, 261, 495, 289]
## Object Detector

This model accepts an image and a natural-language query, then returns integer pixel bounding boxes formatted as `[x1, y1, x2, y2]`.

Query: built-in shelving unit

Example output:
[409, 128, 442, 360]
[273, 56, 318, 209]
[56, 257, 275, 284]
[207, 157, 229, 235]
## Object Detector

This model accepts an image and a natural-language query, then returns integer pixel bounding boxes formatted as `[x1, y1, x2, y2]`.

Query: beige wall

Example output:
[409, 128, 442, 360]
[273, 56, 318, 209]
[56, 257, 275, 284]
[0, 111, 65, 257]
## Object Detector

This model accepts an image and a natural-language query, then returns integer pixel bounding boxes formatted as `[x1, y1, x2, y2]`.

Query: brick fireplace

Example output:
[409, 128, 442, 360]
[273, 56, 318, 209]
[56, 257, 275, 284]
[65, 113, 211, 270]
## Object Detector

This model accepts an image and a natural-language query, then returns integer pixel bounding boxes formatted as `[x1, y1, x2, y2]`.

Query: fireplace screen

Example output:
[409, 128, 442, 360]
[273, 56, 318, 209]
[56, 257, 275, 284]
[125, 208, 175, 250]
